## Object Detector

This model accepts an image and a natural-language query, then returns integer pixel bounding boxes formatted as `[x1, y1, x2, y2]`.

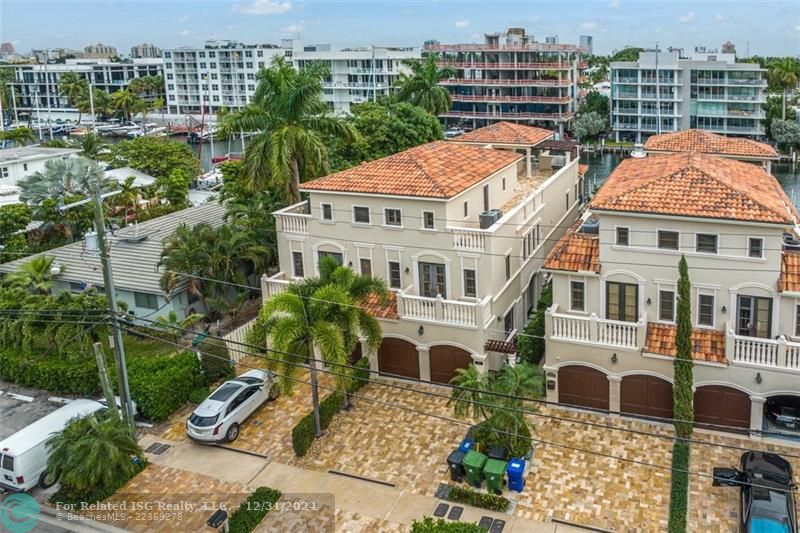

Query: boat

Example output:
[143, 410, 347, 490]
[70, 127, 90, 137]
[126, 124, 168, 138]
[630, 143, 647, 158]
[196, 167, 223, 189]
[211, 153, 242, 164]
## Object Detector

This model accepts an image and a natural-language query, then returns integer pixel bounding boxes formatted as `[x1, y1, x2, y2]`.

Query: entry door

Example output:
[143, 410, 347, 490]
[606, 282, 638, 322]
[736, 295, 772, 338]
[419, 262, 446, 298]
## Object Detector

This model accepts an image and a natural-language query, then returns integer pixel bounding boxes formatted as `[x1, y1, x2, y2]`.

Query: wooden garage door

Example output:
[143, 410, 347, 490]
[558, 366, 609, 411]
[621, 375, 674, 420]
[429, 345, 473, 384]
[377, 338, 420, 380]
[694, 385, 751, 431]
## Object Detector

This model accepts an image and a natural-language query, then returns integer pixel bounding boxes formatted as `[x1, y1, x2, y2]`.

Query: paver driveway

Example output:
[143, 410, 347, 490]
[299, 379, 675, 531]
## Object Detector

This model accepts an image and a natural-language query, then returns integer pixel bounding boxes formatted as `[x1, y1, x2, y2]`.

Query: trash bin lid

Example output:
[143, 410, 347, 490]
[483, 458, 507, 476]
[507, 458, 526, 474]
[462, 450, 487, 469]
[447, 450, 466, 463]
[487, 445, 507, 460]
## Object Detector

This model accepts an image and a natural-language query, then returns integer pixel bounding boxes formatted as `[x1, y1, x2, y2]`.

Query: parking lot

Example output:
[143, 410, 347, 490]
[0, 380, 65, 441]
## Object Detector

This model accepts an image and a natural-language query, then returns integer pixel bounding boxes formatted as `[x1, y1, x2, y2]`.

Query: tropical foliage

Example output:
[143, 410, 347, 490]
[220, 57, 358, 203]
[394, 55, 455, 115]
[108, 135, 201, 181]
[673, 256, 694, 438]
[58, 72, 90, 123]
[0, 203, 33, 261]
[0, 127, 36, 147]
[516, 282, 552, 365]
[767, 58, 800, 120]
[18, 156, 115, 207]
[771, 119, 800, 151]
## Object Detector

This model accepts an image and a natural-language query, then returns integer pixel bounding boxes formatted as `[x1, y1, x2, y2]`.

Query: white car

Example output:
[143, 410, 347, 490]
[444, 126, 466, 138]
[186, 370, 276, 443]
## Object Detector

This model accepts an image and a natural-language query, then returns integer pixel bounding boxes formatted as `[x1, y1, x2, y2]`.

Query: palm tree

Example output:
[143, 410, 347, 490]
[0, 68, 18, 124]
[767, 58, 800, 120]
[45, 411, 141, 496]
[159, 223, 215, 312]
[5, 256, 61, 295]
[113, 175, 139, 224]
[220, 57, 358, 203]
[78, 88, 113, 120]
[448, 365, 489, 420]
[111, 89, 139, 122]
[59, 72, 89, 124]
[394, 55, 455, 115]
[18, 157, 115, 206]
[0, 127, 36, 147]
[224, 189, 285, 268]
[71, 132, 108, 160]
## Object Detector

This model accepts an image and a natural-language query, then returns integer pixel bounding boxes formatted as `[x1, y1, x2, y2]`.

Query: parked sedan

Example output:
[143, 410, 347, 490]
[444, 126, 466, 138]
[767, 398, 800, 430]
[186, 370, 276, 443]
[713, 451, 797, 533]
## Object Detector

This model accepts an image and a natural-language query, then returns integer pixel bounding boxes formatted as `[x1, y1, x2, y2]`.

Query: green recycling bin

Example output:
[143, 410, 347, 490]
[483, 458, 507, 495]
[462, 450, 488, 488]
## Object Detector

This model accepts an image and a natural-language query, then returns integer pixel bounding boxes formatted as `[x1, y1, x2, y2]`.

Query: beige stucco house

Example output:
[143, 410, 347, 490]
[265, 126, 584, 384]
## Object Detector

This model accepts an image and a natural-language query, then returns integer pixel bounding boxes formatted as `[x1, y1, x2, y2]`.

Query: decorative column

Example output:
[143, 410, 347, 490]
[470, 353, 489, 374]
[525, 147, 532, 178]
[749, 396, 766, 440]
[543, 366, 558, 404]
[607, 375, 622, 414]
[417, 346, 431, 382]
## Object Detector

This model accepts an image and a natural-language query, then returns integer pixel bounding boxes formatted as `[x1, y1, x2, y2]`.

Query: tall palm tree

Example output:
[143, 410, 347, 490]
[0, 127, 36, 147]
[159, 223, 215, 312]
[5, 256, 61, 295]
[17, 157, 115, 206]
[768, 58, 800, 120]
[113, 175, 139, 224]
[59, 72, 89, 124]
[71, 132, 108, 160]
[111, 89, 139, 121]
[78, 88, 113, 120]
[45, 411, 141, 495]
[220, 57, 358, 203]
[394, 55, 455, 115]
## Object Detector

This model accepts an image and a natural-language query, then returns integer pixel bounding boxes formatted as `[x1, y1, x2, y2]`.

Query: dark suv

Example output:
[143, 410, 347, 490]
[713, 452, 797, 533]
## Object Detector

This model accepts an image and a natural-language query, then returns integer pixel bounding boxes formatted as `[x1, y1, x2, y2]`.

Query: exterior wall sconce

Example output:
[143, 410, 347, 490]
[418, 325, 424, 336]
[405, 267, 410, 274]
[611, 353, 618, 364]
[721, 306, 727, 314]
[646, 298, 652, 305]
[755, 372, 763, 384]
[348, 261, 353, 267]
[497, 316, 503, 321]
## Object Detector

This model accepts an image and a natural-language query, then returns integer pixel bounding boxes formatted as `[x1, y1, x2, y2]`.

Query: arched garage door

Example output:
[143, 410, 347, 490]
[558, 366, 609, 411]
[378, 338, 420, 380]
[621, 375, 674, 419]
[429, 345, 473, 384]
[694, 385, 751, 431]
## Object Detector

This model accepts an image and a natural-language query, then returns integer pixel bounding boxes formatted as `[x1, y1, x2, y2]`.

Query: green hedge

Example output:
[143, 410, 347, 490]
[50, 460, 147, 507]
[668, 440, 690, 532]
[410, 517, 485, 532]
[443, 485, 510, 512]
[292, 391, 344, 457]
[0, 350, 100, 394]
[516, 282, 551, 365]
[199, 336, 235, 383]
[472, 415, 532, 459]
[125, 352, 205, 422]
[348, 357, 371, 393]
[227, 486, 282, 533]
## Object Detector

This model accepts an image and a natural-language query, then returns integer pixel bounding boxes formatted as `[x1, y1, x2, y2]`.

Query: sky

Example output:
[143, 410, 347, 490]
[1, 0, 799, 57]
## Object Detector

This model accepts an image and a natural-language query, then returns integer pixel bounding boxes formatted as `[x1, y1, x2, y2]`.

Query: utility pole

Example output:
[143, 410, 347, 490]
[93, 342, 119, 418]
[89, 81, 96, 133]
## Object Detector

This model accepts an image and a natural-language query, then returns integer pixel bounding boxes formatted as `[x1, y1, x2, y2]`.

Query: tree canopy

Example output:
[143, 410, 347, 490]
[394, 55, 455, 115]
[610, 47, 644, 62]
[108, 136, 201, 181]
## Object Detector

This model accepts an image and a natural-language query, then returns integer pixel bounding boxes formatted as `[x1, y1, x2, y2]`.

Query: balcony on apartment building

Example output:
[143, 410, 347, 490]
[436, 60, 577, 70]
[442, 78, 573, 88]
[439, 110, 574, 121]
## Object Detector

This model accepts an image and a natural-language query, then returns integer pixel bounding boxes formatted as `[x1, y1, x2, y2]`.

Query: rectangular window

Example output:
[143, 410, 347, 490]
[698, 294, 715, 327]
[570, 281, 585, 311]
[318, 251, 343, 265]
[502, 177, 506, 191]
[696, 234, 718, 254]
[134, 292, 158, 310]
[796, 304, 800, 336]
[0, 167, 8, 179]
[748, 238, 763, 258]
[616, 227, 629, 246]
[384, 208, 402, 227]
[359, 258, 372, 277]
[463, 269, 476, 297]
[504, 312, 514, 336]
[419, 262, 446, 298]
[505, 254, 511, 280]
[422, 211, 435, 230]
[292, 251, 304, 277]
[321, 203, 333, 221]
[606, 282, 638, 322]
[565, 191, 570, 210]
[388, 261, 401, 289]
[737, 295, 771, 338]
[463, 201, 468, 218]
[658, 230, 679, 250]
[353, 206, 370, 224]
[659, 290, 675, 322]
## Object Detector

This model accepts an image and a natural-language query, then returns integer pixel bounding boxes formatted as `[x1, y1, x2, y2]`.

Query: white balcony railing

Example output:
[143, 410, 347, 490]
[546, 304, 647, 350]
[273, 201, 310, 235]
[449, 227, 489, 252]
[261, 271, 290, 299]
[727, 328, 800, 372]
[398, 293, 490, 329]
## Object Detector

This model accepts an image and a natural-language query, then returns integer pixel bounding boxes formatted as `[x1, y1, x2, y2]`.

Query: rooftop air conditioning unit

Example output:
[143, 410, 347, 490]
[84, 231, 100, 255]
[479, 209, 503, 229]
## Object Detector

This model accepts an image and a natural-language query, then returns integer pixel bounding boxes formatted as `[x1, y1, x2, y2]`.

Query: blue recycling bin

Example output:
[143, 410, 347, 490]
[459, 437, 475, 453]
[507, 458, 526, 493]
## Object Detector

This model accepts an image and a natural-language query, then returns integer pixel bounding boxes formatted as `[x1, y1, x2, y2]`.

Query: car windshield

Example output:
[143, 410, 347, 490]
[209, 383, 242, 402]
[237, 376, 263, 385]
[749, 488, 791, 532]
[189, 413, 219, 427]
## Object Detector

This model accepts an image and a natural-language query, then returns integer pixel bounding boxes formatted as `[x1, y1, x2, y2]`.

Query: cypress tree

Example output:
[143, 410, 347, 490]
[673, 255, 694, 437]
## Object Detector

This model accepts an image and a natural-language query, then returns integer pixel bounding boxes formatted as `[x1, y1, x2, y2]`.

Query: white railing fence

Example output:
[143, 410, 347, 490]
[727, 329, 800, 371]
[546, 305, 646, 350]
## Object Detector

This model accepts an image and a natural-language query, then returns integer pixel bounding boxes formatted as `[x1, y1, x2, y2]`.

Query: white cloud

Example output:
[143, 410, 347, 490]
[232, 0, 292, 15]
[180, 30, 190, 36]
[283, 22, 305, 33]
[580, 21, 597, 30]
[178, 15, 189, 22]
[679, 12, 695, 23]
[454, 20, 470, 28]
[714, 13, 726, 21]
[795, 24, 800, 31]
[609, 0, 620, 7]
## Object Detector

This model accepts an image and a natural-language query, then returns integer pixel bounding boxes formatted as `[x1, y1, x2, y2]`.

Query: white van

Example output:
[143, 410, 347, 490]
[0, 399, 105, 492]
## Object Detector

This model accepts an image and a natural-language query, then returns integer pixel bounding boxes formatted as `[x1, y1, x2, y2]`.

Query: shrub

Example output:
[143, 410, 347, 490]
[0, 350, 99, 394]
[199, 336, 235, 384]
[516, 282, 552, 365]
[291, 391, 345, 456]
[125, 351, 204, 421]
[188, 386, 210, 405]
[348, 357, 371, 393]
[472, 414, 532, 459]
[442, 484, 510, 512]
[227, 486, 282, 533]
[51, 460, 146, 507]
[411, 517, 485, 532]
[668, 440, 690, 532]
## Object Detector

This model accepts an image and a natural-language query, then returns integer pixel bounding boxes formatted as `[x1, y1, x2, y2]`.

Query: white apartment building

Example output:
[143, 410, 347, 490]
[83, 43, 118, 60]
[543, 146, 800, 437]
[611, 51, 767, 143]
[265, 123, 584, 383]
[288, 40, 419, 115]
[3, 58, 163, 122]
[131, 43, 162, 59]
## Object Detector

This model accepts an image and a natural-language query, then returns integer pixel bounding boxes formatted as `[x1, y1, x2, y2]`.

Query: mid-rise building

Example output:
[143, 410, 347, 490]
[266, 123, 585, 381]
[83, 43, 118, 60]
[131, 43, 162, 59]
[580, 35, 593, 55]
[424, 28, 584, 132]
[545, 36, 559, 45]
[721, 41, 736, 54]
[0, 42, 15, 58]
[31, 48, 84, 63]
[611, 50, 767, 142]
[543, 136, 797, 437]
[3, 58, 164, 122]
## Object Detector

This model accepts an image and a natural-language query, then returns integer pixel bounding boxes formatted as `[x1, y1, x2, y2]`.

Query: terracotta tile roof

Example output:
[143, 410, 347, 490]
[578, 164, 589, 177]
[543, 228, 600, 273]
[590, 152, 798, 225]
[484, 339, 517, 354]
[360, 292, 399, 320]
[779, 251, 800, 292]
[454, 121, 554, 146]
[300, 141, 521, 199]
[645, 323, 727, 364]
[643, 129, 778, 159]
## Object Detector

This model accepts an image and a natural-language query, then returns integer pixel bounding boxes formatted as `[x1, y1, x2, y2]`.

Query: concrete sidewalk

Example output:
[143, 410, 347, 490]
[141, 435, 587, 532]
